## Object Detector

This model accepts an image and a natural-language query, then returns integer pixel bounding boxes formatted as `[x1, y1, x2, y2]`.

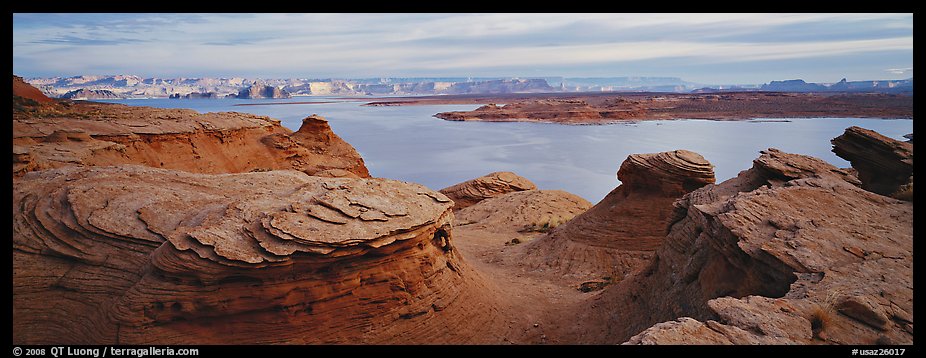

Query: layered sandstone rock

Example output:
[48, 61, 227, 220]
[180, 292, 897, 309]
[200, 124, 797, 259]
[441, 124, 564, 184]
[12, 96, 368, 178]
[831, 126, 913, 200]
[516, 150, 715, 282]
[439, 171, 537, 210]
[563, 148, 911, 344]
[13, 165, 505, 344]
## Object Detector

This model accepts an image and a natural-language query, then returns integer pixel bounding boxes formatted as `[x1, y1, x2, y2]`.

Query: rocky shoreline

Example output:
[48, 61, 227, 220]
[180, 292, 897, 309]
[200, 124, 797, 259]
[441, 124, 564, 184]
[365, 91, 913, 124]
[13, 76, 913, 345]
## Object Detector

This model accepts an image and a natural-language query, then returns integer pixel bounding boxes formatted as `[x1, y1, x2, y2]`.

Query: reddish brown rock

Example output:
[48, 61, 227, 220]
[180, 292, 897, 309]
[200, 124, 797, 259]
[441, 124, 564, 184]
[439, 171, 537, 210]
[12, 165, 509, 344]
[431, 92, 912, 124]
[570, 148, 913, 345]
[516, 150, 715, 281]
[831, 126, 913, 199]
[13, 75, 53, 103]
[12, 96, 369, 178]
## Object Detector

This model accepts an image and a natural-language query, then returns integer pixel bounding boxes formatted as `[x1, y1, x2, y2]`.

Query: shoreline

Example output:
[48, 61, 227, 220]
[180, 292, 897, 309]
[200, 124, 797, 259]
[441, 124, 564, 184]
[404, 91, 913, 125]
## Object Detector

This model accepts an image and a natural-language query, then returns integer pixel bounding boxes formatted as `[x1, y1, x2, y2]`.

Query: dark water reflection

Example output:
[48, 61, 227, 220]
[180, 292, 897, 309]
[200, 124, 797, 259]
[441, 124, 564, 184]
[102, 98, 913, 202]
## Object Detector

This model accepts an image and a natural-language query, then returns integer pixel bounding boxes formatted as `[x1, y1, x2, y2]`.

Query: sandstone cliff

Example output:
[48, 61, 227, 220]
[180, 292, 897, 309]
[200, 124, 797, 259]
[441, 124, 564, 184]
[237, 84, 291, 99]
[439, 171, 537, 210]
[12, 96, 368, 178]
[515, 150, 715, 282]
[562, 148, 913, 344]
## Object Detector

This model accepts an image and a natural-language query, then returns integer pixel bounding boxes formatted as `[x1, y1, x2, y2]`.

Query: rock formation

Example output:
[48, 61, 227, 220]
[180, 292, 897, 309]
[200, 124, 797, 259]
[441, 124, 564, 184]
[439, 172, 537, 210]
[455, 190, 592, 237]
[433, 92, 913, 124]
[170, 92, 220, 99]
[14, 75, 54, 103]
[237, 84, 291, 99]
[516, 150, 715, 281]
[12, 90, 369, 178]
[12, 165, 510, 344]
[61, 88, 124, 100]
[831, 126, 913, 200]
[562, 148, 911, 345]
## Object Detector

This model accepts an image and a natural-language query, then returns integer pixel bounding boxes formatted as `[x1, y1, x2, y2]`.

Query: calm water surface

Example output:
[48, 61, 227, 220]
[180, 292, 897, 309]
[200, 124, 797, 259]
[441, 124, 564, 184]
[101, 98, 913, 202]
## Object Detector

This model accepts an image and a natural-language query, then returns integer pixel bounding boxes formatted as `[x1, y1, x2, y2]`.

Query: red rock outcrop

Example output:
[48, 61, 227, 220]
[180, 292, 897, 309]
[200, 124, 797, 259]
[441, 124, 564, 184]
[13, 165, 508, 344]
[515, 150, 715, 282]
[13, 75, 54, 103]
[831, 126, 913, 200]
[561, 148, 911, 344]
[439, 171, 537, 210]
[12, 97, 369, 178]
[432, 92, 913, 124]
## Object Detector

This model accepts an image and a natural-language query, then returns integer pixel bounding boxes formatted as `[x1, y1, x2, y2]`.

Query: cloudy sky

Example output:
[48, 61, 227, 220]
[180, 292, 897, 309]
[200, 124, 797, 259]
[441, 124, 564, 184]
[12, 13, 913, 84]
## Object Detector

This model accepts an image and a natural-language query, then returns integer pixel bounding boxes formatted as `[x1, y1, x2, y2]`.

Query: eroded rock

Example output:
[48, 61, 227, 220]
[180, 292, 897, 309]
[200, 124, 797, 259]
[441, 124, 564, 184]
[606, 148, 912, 345]
[831, 126, 913, 200]
[516, 150, 715, 281]
[439, 171, 537, 210]
[12, 165, 505, 344]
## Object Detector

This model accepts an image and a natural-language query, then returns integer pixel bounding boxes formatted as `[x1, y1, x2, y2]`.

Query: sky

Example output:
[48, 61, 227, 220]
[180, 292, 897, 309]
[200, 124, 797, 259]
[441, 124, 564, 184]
[12, 13, 913, 84]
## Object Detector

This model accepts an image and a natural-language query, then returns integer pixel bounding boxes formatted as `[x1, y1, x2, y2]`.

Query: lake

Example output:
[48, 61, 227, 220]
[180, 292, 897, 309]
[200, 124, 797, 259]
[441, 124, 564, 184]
[99, 97, 913, 203]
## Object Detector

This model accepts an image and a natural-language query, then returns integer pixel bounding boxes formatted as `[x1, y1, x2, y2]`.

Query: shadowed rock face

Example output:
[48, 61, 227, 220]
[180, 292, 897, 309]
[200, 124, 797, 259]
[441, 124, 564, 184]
[12, 97, 369, 178]
[831, 126, 913, 200]
[439, 171, 537, 210]
[13, 165, 505, 344]
[566, 148, 911, 345]
[516, 150, 715, 282]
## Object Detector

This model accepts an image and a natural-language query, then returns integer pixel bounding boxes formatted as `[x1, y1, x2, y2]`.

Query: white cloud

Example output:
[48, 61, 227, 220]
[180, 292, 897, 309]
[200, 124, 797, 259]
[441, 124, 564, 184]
[12, 13, 914, 79]
[885, 67, 913, 75]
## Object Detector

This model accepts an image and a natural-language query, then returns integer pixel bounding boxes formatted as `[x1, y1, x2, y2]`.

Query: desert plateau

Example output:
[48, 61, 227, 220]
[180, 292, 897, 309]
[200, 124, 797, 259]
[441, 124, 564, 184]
[12, 73, 914, 345]
[12, 13, 914, 349]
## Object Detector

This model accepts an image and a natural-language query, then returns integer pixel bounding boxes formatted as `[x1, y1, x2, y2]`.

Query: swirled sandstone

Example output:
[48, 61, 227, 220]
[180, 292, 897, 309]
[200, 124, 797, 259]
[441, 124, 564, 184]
[516, 150, 715, 281]
[12, 165, 505, 344]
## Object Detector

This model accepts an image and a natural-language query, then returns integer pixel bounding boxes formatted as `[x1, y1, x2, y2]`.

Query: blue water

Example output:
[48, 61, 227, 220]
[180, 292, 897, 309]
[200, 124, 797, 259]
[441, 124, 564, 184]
[98, 98, 913, 202]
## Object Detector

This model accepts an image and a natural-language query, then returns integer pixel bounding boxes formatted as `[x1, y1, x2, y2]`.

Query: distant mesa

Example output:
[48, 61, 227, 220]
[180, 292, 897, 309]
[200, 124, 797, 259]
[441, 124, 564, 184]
[60, 88, 123, 100]
[445, 78, 554, 94]
[236, 84, 292, 99]
[760, 79, 829, 92]
[759, 78, 913, 93]
[169, 92, 221, 99]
